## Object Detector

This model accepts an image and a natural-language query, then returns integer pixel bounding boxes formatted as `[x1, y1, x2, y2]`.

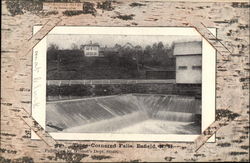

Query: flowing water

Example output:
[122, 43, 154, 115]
[46, 94, 201, 133]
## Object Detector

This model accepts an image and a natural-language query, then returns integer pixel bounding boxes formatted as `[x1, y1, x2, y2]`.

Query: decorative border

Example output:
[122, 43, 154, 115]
[12, 15, 238, 155]
[31, 26, 215, 142]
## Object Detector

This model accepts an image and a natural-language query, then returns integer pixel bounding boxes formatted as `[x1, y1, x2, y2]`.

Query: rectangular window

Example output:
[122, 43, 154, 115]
[178, 66, 187, 70]
[192, 66, 202, 70]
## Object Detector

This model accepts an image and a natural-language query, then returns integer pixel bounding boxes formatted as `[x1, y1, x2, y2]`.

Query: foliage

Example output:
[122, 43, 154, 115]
[47, 41, 175, 80]
[47, 43, 59, 60]
[48, 43, 59, 51]
[71, 43, 79, 50]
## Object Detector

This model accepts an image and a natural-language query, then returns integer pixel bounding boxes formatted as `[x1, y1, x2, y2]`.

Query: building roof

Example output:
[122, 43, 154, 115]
[123, 42, 134, 49]
[81, 41, 100, 47]
[173, 41, 202, 56]
[84, 43, 100, 47]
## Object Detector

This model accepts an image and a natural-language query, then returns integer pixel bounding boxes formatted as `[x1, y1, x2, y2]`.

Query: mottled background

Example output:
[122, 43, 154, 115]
[1, 0, 249, 162]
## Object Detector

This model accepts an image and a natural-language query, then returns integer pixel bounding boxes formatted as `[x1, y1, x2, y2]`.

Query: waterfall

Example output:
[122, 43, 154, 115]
[152, 111, 195, 122]
[46, 94, 201, 132]
[133, 94, 201, 122]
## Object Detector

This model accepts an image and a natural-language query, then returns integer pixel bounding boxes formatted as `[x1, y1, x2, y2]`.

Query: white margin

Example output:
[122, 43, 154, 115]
[32, 26, 216, 142]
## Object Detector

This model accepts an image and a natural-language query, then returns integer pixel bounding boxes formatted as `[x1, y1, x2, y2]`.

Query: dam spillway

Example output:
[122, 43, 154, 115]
[46, 94, 201, 134]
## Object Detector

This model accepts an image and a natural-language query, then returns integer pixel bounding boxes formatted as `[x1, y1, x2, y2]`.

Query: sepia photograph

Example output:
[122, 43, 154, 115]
[45, 33, 202, 135]
[31, 26, 215, 141]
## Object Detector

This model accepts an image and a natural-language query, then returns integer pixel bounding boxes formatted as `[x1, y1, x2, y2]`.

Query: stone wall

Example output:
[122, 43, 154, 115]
[1, 0, 249, 162]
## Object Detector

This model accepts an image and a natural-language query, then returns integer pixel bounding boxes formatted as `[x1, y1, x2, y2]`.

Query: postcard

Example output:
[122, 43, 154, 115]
[2, 0, 248, 162]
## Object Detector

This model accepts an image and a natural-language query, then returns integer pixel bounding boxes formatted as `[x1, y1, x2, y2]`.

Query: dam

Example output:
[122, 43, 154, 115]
[46, 94, 201, 134]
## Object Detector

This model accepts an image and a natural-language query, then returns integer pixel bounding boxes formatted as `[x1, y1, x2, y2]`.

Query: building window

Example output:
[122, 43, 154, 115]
[178, 66, 187, 70]
[192, 66, 202, 70]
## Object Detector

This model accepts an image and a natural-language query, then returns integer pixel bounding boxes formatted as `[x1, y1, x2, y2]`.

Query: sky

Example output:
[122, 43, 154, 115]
[47, 34, 202, 49]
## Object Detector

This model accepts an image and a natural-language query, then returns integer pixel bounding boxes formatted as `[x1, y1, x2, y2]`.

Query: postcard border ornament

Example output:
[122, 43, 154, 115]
[11, 15, 240, 157]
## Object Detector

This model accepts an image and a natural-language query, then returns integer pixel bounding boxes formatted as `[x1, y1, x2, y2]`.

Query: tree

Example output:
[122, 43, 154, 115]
[114, 44, 122, 49]
[47, 43, 59, 51]
[157, 42, 164, 50]
[164, 43, 170, 50]
[135, 45, 142, 50]
[47, 43, 59, 61]
[71, 43, 78, 50]
[134, 45, 143, 72]
[145, 45, 152, 54]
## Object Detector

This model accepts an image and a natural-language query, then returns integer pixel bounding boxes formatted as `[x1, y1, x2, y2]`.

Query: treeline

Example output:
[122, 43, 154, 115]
[47, 42, 175, 80]
[114, 42, 175, 68]
[47, 41, 175, 68]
